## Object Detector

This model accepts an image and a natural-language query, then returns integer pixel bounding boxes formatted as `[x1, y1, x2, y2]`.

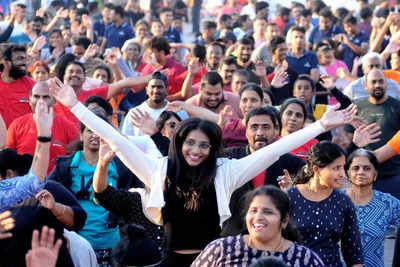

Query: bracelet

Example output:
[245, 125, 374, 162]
[37, 136, 52, 142]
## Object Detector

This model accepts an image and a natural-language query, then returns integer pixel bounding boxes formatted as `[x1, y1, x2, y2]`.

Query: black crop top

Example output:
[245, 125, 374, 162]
[162, 184, 221, 250]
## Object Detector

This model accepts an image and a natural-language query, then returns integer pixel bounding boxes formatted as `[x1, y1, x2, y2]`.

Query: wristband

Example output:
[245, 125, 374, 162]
[37, 136, 52, 142]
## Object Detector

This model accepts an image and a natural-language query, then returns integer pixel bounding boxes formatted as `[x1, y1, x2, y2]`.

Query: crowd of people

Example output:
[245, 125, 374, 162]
[1, 0, 400, 266]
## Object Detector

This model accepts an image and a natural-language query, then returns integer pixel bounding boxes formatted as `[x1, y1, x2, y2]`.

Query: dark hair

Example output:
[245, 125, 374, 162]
[84, 95, 113, 116]
[166, 118, 222, 192]
[48, 28, 62, 38]
[0, 148, 32, 177]
[294, 74, 315, 91]
[243, 186, 301, 242]
[311, 0, 326, 14]
[219, 14, 231, 23]
[245, 106, 278, 128]
[263, 88, 276, 106]
[233, 69, 250, 80]
[192, 44, 206, 62]
[135, 19, 149, 29]
[156, 111, 182, 131]
[77, 111, 110, 150]
[343, 14, 357, 25]
[53, 53, 77, 80]
[238, 37, 254, 50]
[203, 20, 217, 30]
[295, 141, 346, 184]
[64, 60, 86, 77]
[72, 36, 91, 50]
[77, 8, 89, 16]
[269, 36, 286, 53]
[290, 25, 306, 34]
[255, 14, 268, 23]
[360, 7, 373, 20]
[279, 7, 291, 17]
[265, 105, 281, 132]
[238, 15, 250, 28]
[280, 98, 307, 124]
[174, 0, 187, 9]
[220, 56, 237, 67]
[151, 71, 168, 87]
[2, 44, 26, 61]
[255, 2, 269, 14]
[300, 9, 312, 17]
[239, 82, 263, 101]
[209, 41, 226, 55]
[159, 7, 173, 15]
[249, 256, 288, 267]
[111, 5, 125, 18]
[150, 36, 170, 55]
[31, 16, 44, 24]
[319, 7, 334, 19]
[345, 149, 379, 173]
[93, 64, 113, 83]
[104, 3, 114, 9]
[201, 71, 223, 89]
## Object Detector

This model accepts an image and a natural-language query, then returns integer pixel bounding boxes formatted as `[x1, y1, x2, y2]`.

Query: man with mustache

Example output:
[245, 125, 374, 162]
[221, 106, 305, 236]
[0, 44, 35, 128]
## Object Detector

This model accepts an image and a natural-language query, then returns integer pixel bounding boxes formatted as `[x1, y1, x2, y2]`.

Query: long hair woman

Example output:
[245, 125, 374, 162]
[191, 186, 325, 266]
[288, 141, 363, 267]
[48, 76, 356, 266]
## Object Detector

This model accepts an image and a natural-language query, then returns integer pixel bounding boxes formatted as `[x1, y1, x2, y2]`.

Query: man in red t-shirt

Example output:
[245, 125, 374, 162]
[55, 60, 153, 126]
[0, 44, 36, 128]
[7, 82, 79, 173]
[140, 37, 186, 101]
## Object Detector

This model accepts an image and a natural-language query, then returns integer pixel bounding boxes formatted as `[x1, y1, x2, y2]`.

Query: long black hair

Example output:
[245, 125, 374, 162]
[294, 141, 346, 184]
[165, 118, 222, 202]
[242, 186, 302, 242]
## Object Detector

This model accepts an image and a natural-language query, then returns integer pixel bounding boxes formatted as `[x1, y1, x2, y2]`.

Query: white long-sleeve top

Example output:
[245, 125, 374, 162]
[71, 102, 326, 226]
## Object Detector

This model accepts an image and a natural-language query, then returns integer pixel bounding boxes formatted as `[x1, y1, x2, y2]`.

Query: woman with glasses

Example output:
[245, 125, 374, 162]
[48, 76, 356, 266]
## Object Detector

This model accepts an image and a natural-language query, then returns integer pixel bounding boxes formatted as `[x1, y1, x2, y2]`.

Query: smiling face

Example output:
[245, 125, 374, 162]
[281, 103, 305, 134]
[317, 155, 347, 188]
[206, 45, 223, 68]
[146, 78, 168, 104]
[182, 129, 211, 166]
[200, 82, 224, 109]
[81, 127, 100, 152]
[63, 63, 85, 90]
[246, 195, 284, 245]
[348, 156, 376, 187]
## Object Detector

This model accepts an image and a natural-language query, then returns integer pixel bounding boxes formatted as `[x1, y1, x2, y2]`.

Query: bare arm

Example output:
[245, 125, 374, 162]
[36, 190, 74, 228]
[93, 140, 115, 193]
[169, 101, 219, 122]
[0, 114, 6, 148]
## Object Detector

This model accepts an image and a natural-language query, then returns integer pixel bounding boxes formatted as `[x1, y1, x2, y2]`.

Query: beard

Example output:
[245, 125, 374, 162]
[372, 88, 385, 100]
[9, 65, 26, 80]
[239, 54, 250, 63]
[204, 98, 223, 109]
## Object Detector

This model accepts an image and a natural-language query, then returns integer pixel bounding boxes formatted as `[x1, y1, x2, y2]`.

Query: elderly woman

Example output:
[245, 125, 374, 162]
[345, 149, 400, 267]
[121, 39, 146, 74]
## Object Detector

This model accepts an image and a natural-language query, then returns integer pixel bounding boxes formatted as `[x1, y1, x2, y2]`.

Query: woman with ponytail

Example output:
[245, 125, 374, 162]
[191, 186, 324, 267]
[288, 141, 363, 267]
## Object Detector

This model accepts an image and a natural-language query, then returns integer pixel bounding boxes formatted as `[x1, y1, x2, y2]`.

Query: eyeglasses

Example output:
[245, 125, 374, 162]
[184, 139, 211, 150]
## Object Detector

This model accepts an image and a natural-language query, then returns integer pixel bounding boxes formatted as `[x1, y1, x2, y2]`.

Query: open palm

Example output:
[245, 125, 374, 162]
[48, 77, 78, 108]
[320, 103, 357, 131]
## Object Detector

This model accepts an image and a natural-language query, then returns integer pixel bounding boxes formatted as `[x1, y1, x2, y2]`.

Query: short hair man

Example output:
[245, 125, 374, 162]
[308, 7, 344, 46]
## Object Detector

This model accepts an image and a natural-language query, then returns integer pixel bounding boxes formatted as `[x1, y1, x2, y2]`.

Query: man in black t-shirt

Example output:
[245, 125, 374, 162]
[355, 69, 400, 199]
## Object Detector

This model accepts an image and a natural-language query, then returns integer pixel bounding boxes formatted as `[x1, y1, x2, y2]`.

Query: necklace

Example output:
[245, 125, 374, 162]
[248, 235, 284, 252]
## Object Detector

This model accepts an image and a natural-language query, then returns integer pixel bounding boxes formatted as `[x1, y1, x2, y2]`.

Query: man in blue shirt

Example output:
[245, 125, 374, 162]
[102, 5, 135, 50]
[287, 26, 320, 82]
[159, 7, 181, 43]
[93, 3, 114, 46]
[338, 15, 369, 70]
[308, 7, 343, 48]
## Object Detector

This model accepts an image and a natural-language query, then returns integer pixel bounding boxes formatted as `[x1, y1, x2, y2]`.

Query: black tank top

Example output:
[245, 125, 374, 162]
[162, 184, 221, 250]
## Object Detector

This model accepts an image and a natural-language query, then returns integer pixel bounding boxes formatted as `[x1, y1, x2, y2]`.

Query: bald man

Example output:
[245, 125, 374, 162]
[355, 69, 400, 198]
[6, 82, 79, 173]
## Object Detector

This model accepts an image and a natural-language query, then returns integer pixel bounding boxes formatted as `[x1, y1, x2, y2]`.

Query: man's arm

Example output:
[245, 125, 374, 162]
[107, 76, 151, 99]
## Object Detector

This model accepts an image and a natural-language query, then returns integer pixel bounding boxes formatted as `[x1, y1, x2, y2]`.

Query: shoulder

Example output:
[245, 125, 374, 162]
[332, 189, 354, 206]
[289, 243, 325, 265]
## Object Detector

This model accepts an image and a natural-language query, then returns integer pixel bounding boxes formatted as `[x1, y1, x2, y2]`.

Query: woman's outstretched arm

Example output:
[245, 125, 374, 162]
[48, 77, 156, 187]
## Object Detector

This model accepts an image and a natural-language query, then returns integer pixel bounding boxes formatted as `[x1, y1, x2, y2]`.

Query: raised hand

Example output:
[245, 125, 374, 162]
[217, 105, 234, 127]
[32, 36, 47, 52]
[167, 101, 185, 113]
[353, 123, 381, 148]
[130, 109, 158, 136]
[34, 99, 54, 138]
[336, 67, 348, 79]
[26, 226, 62, 267]
[81, 14, 92, 28]
[36, 190, 55, 210]
[36, 7, 46, 18]
[188, 58, 200, 74]
[55, 8, 68, 19]
[320, 75, 335, 91]
[320, 103, 357, 131]
[278, 169, 293, 193]
[99, 139, 115, 165]
[83, 44, 98, 60]
[271, 70, 289, 88]
[48, 77, 78, 108]
[0, 211, 14, 240]
[384, 40, 400, 54]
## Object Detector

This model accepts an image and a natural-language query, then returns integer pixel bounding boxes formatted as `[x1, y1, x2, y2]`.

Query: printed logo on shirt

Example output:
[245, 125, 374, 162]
[19, 98, 29, 103]
[304, 62, 311, 68]
[52, 141, 63, 147]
